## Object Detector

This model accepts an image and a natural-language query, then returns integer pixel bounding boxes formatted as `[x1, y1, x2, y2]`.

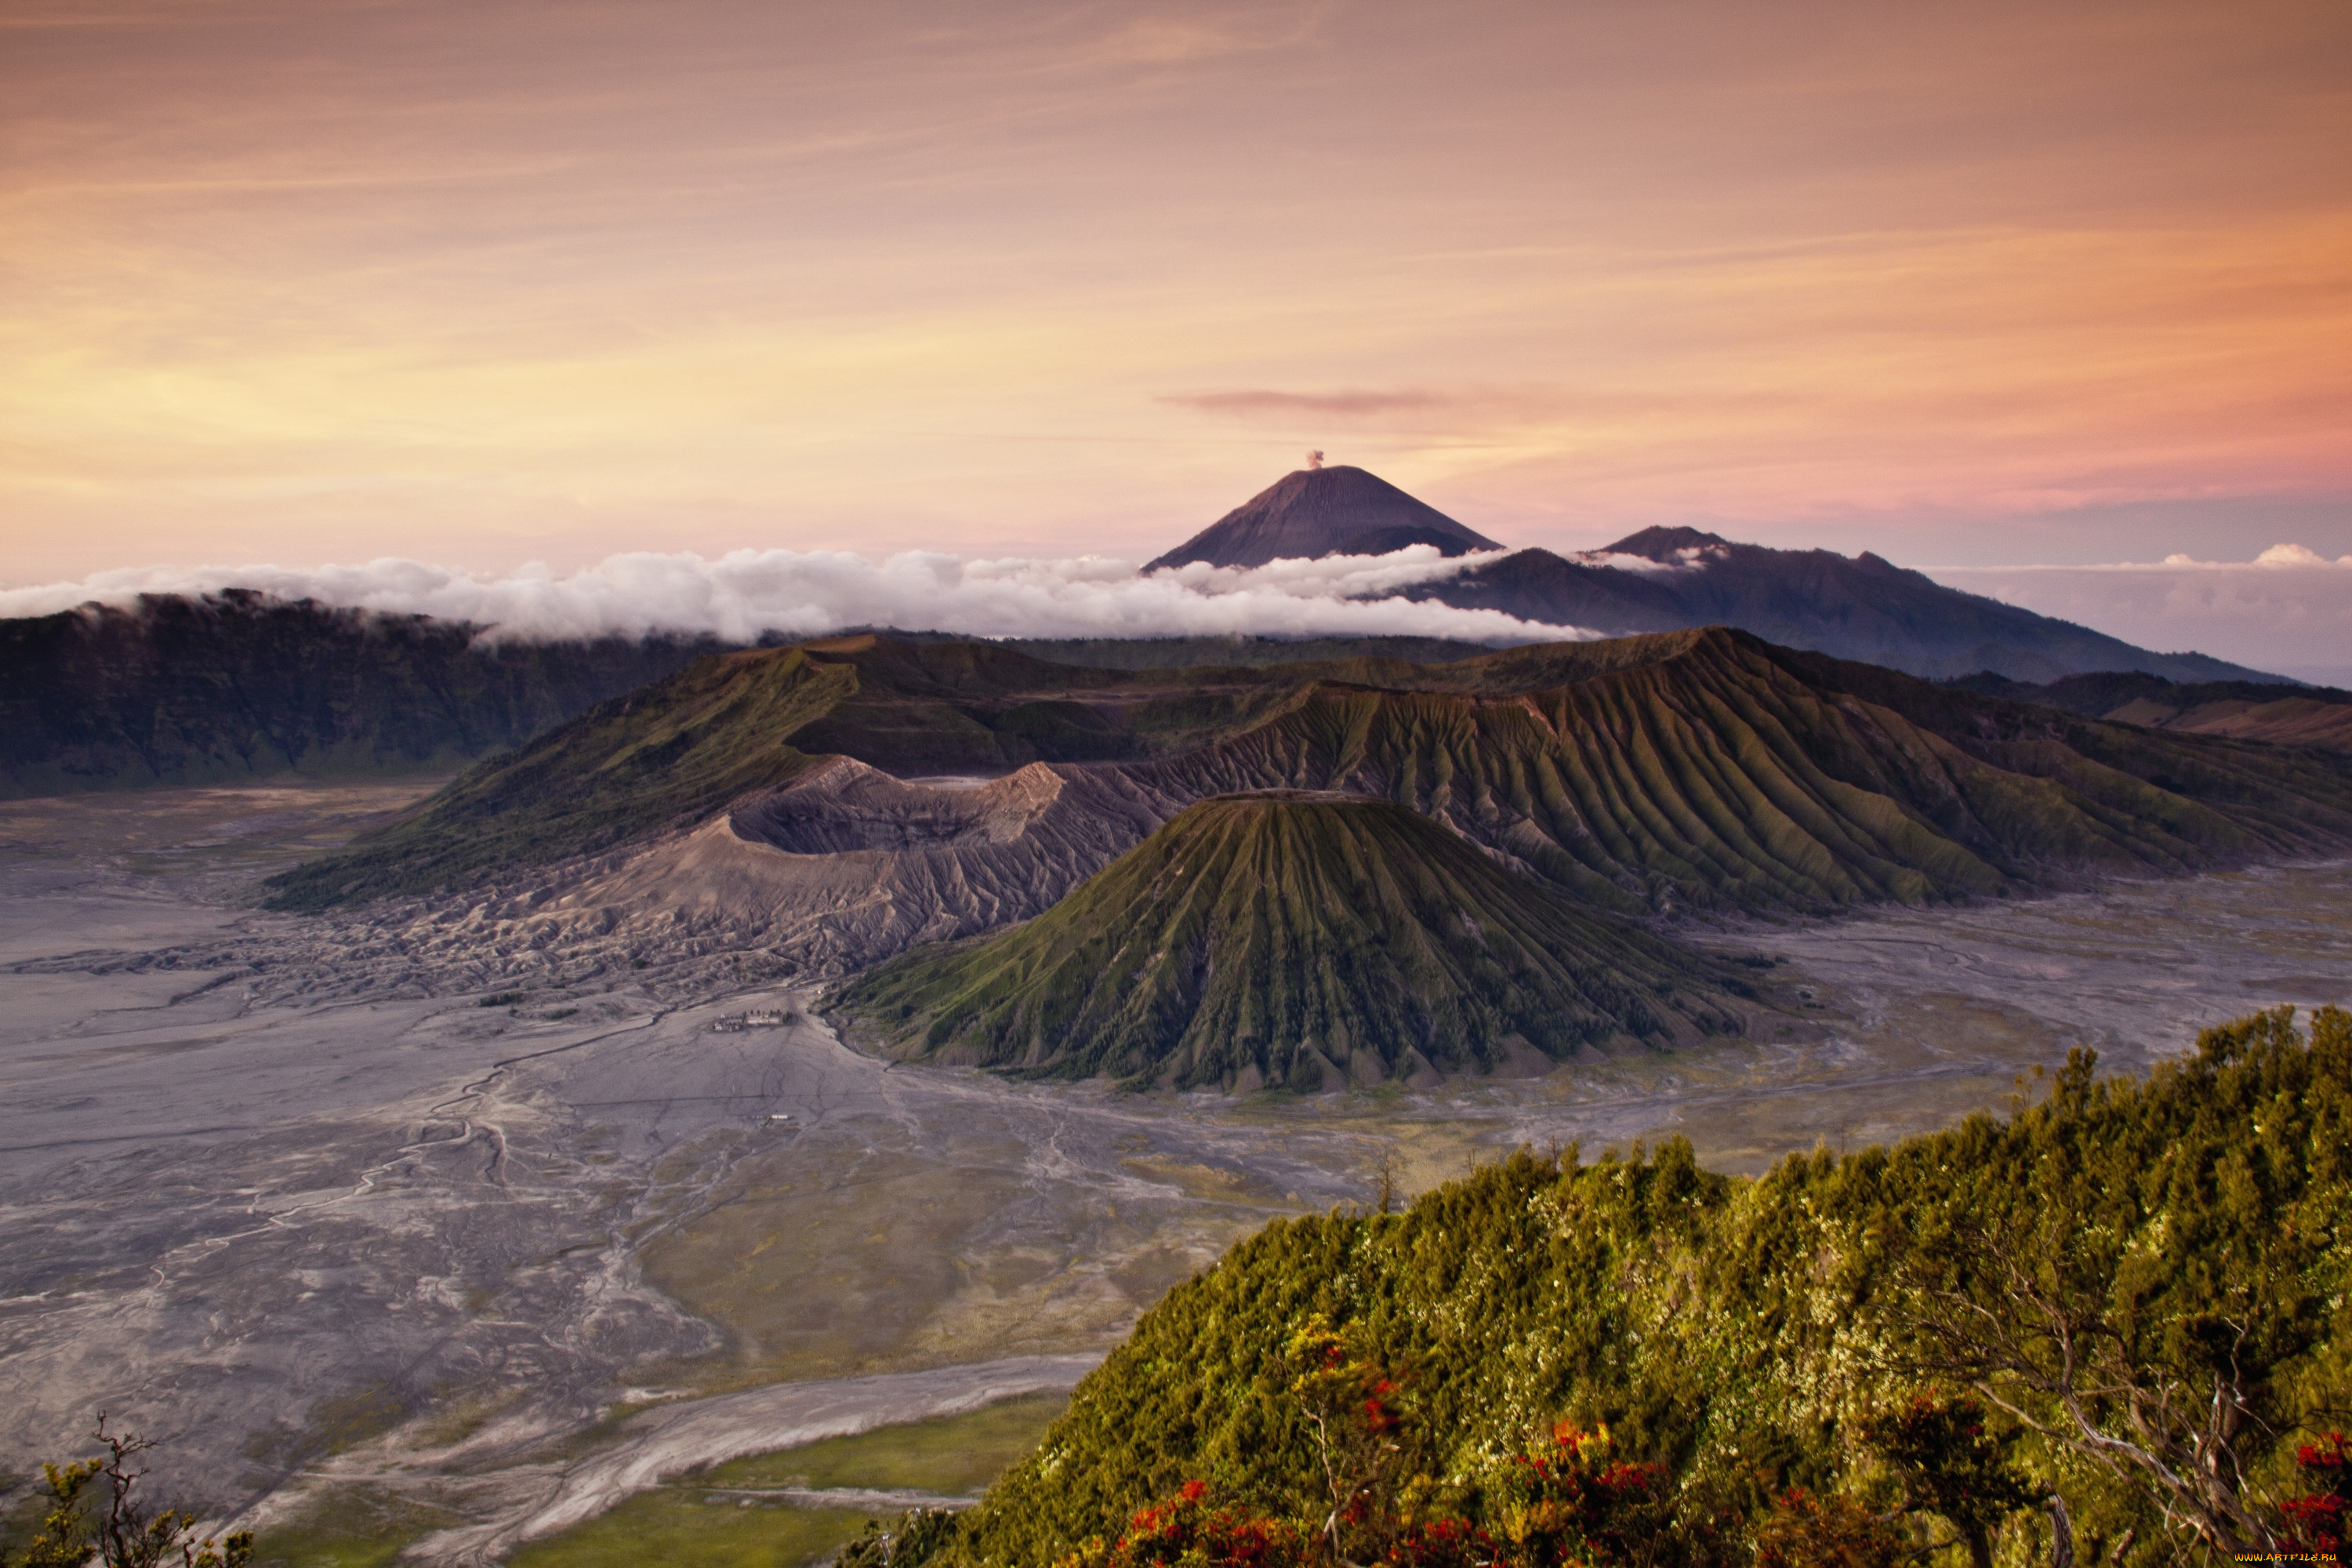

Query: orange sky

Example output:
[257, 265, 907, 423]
[3, 0, 2347, 580]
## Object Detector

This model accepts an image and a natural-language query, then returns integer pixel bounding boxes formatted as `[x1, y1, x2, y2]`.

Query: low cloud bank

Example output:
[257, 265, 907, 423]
[0, 546, 1592, 648]
[1931, 544, 2352, 684]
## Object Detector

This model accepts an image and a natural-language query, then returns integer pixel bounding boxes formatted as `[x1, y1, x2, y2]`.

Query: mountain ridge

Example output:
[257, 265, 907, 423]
[1141, 463, 2281, 683]
[260, 630, 2352, 1011]
[0, 592, 725, 798]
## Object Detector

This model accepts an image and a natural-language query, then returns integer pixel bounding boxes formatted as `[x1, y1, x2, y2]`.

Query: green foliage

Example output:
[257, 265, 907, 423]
[1749, 1488, 1907, 1568]
[263, 646, 851, 907]
[835, 794, 1744, 1089]
[833, 1511, 971, 1568]
[1860, 1393, 2032, 1568]
[934, 1007, 2352, 1567]
[1471, 1426, 1683, 1568]
[9, 1419, 250, 1568]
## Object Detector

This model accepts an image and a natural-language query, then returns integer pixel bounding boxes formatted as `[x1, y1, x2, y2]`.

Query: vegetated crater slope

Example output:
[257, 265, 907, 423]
[0, 592, 724, 798]
[1947, 669, 2352, 752]
[264, 629, 2352, 984]
[1123, 630, 2352, 919]
[832, 793, 1748, 1091]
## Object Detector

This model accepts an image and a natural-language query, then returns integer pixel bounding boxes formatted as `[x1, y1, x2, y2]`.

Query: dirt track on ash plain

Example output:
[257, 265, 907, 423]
[2, 779, 2347, 1562]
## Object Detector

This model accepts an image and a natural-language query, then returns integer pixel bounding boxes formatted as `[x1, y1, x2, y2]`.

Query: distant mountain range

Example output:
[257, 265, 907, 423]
[1149, 465, 2283, 684]
[0, 467, 2302, 805]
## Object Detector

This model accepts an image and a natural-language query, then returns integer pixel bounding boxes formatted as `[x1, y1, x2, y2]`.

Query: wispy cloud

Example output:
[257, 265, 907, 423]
[1160, 390, 1448, 419]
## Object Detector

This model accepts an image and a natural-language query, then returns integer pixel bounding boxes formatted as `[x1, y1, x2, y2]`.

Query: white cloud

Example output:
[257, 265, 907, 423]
[0, 546, 1585, 647]
[1569, 546, 1722, 574]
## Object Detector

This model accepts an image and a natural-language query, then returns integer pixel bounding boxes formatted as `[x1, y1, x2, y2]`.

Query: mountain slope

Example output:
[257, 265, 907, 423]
[935, 1011, 2352, 1566]
[1949, 670, 2352, 750]
[1421, 528, 2281, 683]
[1145, 466, 1500, 571]
[260, 634, 1486, 909]
[268, 631, 2352, 953]
[0, 593, 722, 798]
[1130, 629, 2352, 917]
[833, 793, 1745, 1091]
[261, 644, 856, 909]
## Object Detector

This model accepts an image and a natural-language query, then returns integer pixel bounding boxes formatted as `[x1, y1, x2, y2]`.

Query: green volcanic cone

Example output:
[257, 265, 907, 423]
[832, 790, 1746, 1091]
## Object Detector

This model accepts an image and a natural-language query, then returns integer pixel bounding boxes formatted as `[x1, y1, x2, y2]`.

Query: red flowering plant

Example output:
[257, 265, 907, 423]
[1286, 1315, 1439, 1565]
[1861, 1391, 2032, 1568]
[1378, 1514, 1496, 1567]
[1474, 1424, 1675, 1568]
[1058, 1480, 1313, 1568]
[2281, 1432, 2348, 1566]
[1750, 1486, 1908, 1568]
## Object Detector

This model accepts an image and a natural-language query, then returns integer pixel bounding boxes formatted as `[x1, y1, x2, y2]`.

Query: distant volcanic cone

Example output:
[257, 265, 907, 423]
[1145, 465, 1501, 572]
[830, 790, 1746, 1092]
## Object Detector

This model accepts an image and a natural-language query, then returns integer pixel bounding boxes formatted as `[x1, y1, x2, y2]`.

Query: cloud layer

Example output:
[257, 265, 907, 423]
[0, 547, 1588, 648]
[9, 541, 2347, 681]
[1933, 546, 2352, 683]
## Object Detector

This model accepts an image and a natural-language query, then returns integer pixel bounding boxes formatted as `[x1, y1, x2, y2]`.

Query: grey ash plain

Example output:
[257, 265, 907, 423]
[2, 780, 2347, 1562]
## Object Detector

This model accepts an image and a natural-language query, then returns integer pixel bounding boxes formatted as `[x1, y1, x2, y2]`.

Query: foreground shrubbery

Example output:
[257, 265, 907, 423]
[862, 1006, 2351, 1566]
[5, 1421, 249, 1568]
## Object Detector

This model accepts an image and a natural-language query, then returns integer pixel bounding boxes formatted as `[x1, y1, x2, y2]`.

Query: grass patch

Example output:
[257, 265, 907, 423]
[696, 1392, 1065, 1495]
[248, 1488, 463, 1568]
[503, 1395, 1066, 1568]
[507, 1498, 867, 1568]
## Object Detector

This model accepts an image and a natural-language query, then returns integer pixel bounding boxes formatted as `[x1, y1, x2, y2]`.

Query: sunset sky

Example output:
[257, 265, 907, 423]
[4, 2, 2347, 601]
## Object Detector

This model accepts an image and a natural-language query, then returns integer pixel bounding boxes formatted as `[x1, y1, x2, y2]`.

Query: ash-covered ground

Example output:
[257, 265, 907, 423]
[3, 781, 2345, 1563]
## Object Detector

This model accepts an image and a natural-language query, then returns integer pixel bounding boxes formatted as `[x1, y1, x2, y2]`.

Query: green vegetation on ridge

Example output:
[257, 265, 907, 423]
[268, 627, 2352, 915]
[1, 593, 720, 800]
[263, 645, 852, 908]
[834, 793, 1748, 1090]
[902, 1004, 2352, 1567]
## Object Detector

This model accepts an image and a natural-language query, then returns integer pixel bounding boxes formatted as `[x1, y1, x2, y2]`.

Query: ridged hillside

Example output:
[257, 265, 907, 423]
[1950, 669, 2352, 751]
[268, 629, 2352, 925]
[1133, 629, 2352, 916]
[1416, 525, 2283, 683]
[833, 793, 1745, 1090]
[263, 645, 856, 908]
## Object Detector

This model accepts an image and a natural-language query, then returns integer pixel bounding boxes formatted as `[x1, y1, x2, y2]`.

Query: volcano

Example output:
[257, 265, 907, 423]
[1145, 465, 1501, 571]
[830, 791, 1747, 1091]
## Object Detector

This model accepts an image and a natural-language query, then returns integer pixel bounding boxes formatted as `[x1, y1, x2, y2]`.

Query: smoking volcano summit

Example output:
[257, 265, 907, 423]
[1145, 464, 1504, 571]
